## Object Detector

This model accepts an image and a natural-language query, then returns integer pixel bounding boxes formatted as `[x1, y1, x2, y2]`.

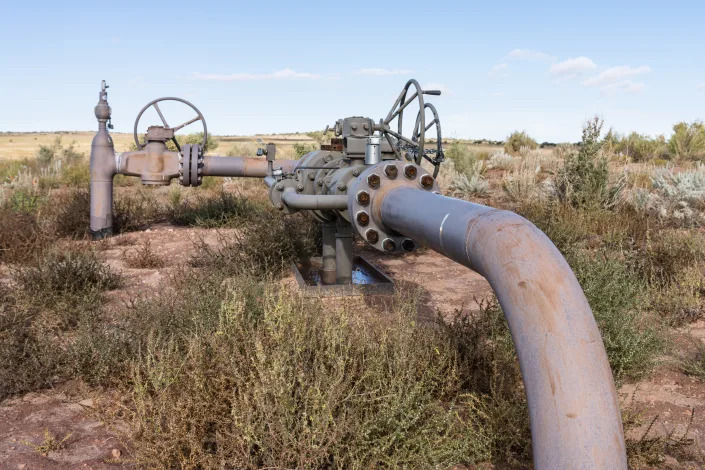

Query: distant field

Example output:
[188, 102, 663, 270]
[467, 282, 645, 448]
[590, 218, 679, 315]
[0, 132, 319, 161]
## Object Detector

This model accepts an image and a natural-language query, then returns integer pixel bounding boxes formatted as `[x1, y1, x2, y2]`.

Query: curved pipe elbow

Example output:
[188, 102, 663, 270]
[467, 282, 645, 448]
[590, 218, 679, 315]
[281, 188, 348, 210]
[378, 187, 626, 470]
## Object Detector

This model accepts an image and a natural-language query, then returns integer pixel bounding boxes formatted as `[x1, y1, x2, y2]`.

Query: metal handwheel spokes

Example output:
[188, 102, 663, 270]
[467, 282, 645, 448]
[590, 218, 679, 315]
[413, 103, 444, 177]
[133, 97, 207, 151]
[379, 79, 443, 176]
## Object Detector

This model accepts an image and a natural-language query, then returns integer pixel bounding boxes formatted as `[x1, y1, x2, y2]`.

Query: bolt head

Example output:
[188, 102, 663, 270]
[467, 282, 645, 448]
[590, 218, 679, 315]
[276, 183, 284, 191]
[420, 174, 434, 189]
[404, 165, 418, 179]
[276, 203, 284, 210]
[308, 172, 315, 180]
[384, 164, 398, 179]
[296, 184, 304, 192]
[337, 181, 347, 191]
[356, 211, 370, 226]
[356, 190, 370, 206]
[365, 229, 379, 244]
[382, 238, 396, 252]
[352, 168, 361, 177]
[367, 173, 381, 189]
[401, 238, 416, 252]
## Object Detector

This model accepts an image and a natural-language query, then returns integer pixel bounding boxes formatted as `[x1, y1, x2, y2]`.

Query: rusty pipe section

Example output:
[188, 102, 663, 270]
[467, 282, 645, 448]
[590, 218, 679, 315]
[202, 155, 298, 177]
[377, 187, 626, 469]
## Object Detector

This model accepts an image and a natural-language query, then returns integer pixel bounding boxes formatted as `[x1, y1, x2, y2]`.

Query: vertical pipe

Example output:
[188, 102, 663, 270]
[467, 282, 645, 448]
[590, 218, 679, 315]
[321, 220, 337, 285]
[335, 219, 353, 284]
[377, 187, 627, 470]
[90, 82, 116, 239]
[89, 120, 116, 239]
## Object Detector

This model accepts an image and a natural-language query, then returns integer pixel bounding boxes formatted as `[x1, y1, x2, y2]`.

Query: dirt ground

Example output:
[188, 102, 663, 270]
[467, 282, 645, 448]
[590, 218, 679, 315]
[1, 225, 705, 469]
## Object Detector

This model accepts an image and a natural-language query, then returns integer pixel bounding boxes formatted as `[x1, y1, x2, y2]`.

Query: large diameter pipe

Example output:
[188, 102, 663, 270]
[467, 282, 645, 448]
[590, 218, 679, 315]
[378, 187, 626, 470]
[202, 156, 298, 177]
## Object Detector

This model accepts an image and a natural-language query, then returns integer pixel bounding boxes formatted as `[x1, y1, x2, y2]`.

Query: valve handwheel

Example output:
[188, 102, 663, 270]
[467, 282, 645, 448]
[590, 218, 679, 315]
[379, 79, 444, 177]
[133, 97, 207, 151]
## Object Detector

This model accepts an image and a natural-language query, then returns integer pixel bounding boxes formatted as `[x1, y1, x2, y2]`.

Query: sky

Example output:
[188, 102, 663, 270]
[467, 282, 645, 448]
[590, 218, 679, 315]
[1, 0, 704, 142]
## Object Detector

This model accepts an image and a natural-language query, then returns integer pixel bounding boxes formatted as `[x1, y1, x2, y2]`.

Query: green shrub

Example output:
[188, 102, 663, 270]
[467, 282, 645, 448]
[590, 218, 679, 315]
[191, 210, 320, 278]
[569, 250, 662, 382]
[14, 248, 121, 314]
[169, 189, 256, 227]
[557, 117, 621, 208]
[127, 285, 520, 469]
[669, 121, 705, 160]
[445, 141, 479, 176]
[293, 142, 316, 159]
[113, 188, 164, 233]
[504, 131, 538, 156]
[36, 137, 83, 166]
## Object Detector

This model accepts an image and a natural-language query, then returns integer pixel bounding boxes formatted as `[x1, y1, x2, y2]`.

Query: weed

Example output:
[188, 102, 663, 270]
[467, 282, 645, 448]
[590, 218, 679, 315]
[504, 131, 537, 156]
[14, 247, 121, 313]
[682, 343, 705, 380]
[170, 189, 256, 227]
[569, 250, 663, 382]
[52, 188, 90, 239]
[669, 121, 705, 160]
[0, 206, 49, 264]
[191, 210, 320, 278]
[293, 142, 316, 158]
[122, 239, 165, 269]
[23, 430, 72, 456]
[626, 409, 695, 467]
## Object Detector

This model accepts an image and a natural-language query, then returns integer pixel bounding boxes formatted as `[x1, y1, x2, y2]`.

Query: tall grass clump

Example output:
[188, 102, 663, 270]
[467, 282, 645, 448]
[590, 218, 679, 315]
[169, 188, 257, 227]
[669, 121, 705, 160]
[504, 131, 537, 156]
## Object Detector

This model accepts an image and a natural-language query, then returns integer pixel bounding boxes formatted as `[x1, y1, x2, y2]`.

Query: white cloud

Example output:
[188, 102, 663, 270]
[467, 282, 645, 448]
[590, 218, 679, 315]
[190, 69, 324, 81]
[698, 83, 705, 92]
[489, 63, 509, 79]
[355, 68, 412, 76]
[549, 57, 597, 78]
[600, 80, 646, 95]
[583, 65, 651, 87]
[506, 49, 555, 61]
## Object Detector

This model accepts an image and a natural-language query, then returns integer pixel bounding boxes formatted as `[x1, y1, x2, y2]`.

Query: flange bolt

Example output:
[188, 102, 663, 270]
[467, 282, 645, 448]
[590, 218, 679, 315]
[367, 173, 381, 189]
[404, 165, 418, 179]
[366, 229, 379, 244]
[356, 190, 370, 206]
[382, 238, 396, 252]
[420, 174, 434, 189]
[401, 238, 416, 252]
[384, 164, 398, 179]
[356, 211, 370, 226]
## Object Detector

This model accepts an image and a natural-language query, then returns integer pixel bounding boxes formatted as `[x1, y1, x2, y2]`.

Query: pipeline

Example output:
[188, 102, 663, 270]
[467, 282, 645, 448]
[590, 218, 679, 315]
[202, 155, 298, 177]
[281, 188, 348, 210]
[377, 186, 627, 469]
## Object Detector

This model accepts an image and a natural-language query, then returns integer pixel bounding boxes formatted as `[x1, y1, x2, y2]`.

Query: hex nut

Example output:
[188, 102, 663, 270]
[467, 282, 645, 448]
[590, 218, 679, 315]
[356, 190, 370, 206]
[382, 238, 396, 252]
[384, 164, 398, 179]
[356, 211, 370, 226]
[420, 174, 434, 189]
[365, 229, 379, 244]
[337, 181, 347, 191]
[404, 165, 418, 179]
[401, 238, 416, 252]
[367, 173, 381, 189]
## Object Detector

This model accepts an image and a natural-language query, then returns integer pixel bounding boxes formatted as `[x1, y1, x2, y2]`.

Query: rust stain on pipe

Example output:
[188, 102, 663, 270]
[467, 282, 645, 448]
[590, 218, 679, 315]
[376, 186, 627, 470]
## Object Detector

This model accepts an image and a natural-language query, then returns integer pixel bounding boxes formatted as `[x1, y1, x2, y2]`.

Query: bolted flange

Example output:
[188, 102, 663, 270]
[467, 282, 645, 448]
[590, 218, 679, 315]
[346, 160, 439, 253]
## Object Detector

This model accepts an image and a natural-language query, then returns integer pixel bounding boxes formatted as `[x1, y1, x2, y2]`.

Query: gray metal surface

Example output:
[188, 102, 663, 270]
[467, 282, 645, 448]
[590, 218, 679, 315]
[89, 81, 116, 238]
[375, 186, 627, 470]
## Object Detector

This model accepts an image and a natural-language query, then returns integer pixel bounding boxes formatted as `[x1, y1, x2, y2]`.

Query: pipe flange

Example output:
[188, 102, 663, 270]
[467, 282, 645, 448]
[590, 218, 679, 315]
[269, 178, 299, 215]
[347, 161, 439, 253]
[179, 144, 203, 187]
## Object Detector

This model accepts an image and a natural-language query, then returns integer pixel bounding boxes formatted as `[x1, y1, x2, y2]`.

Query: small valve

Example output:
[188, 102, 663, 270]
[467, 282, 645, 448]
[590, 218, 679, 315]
[256, 147, 265, 156]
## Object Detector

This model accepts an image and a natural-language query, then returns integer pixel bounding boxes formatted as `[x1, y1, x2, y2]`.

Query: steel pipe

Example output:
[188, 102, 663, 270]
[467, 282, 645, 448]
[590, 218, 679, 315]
[321, 221, 337, 285]
[202, 155, 298, 177]
[281, 188, 348, 210]
[377, 186, 626, 470]
[89, 121, 116, 238]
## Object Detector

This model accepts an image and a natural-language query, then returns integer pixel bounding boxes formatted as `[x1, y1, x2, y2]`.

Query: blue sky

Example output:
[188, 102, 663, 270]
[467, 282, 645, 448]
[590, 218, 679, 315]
[1, 1, 704, 142]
